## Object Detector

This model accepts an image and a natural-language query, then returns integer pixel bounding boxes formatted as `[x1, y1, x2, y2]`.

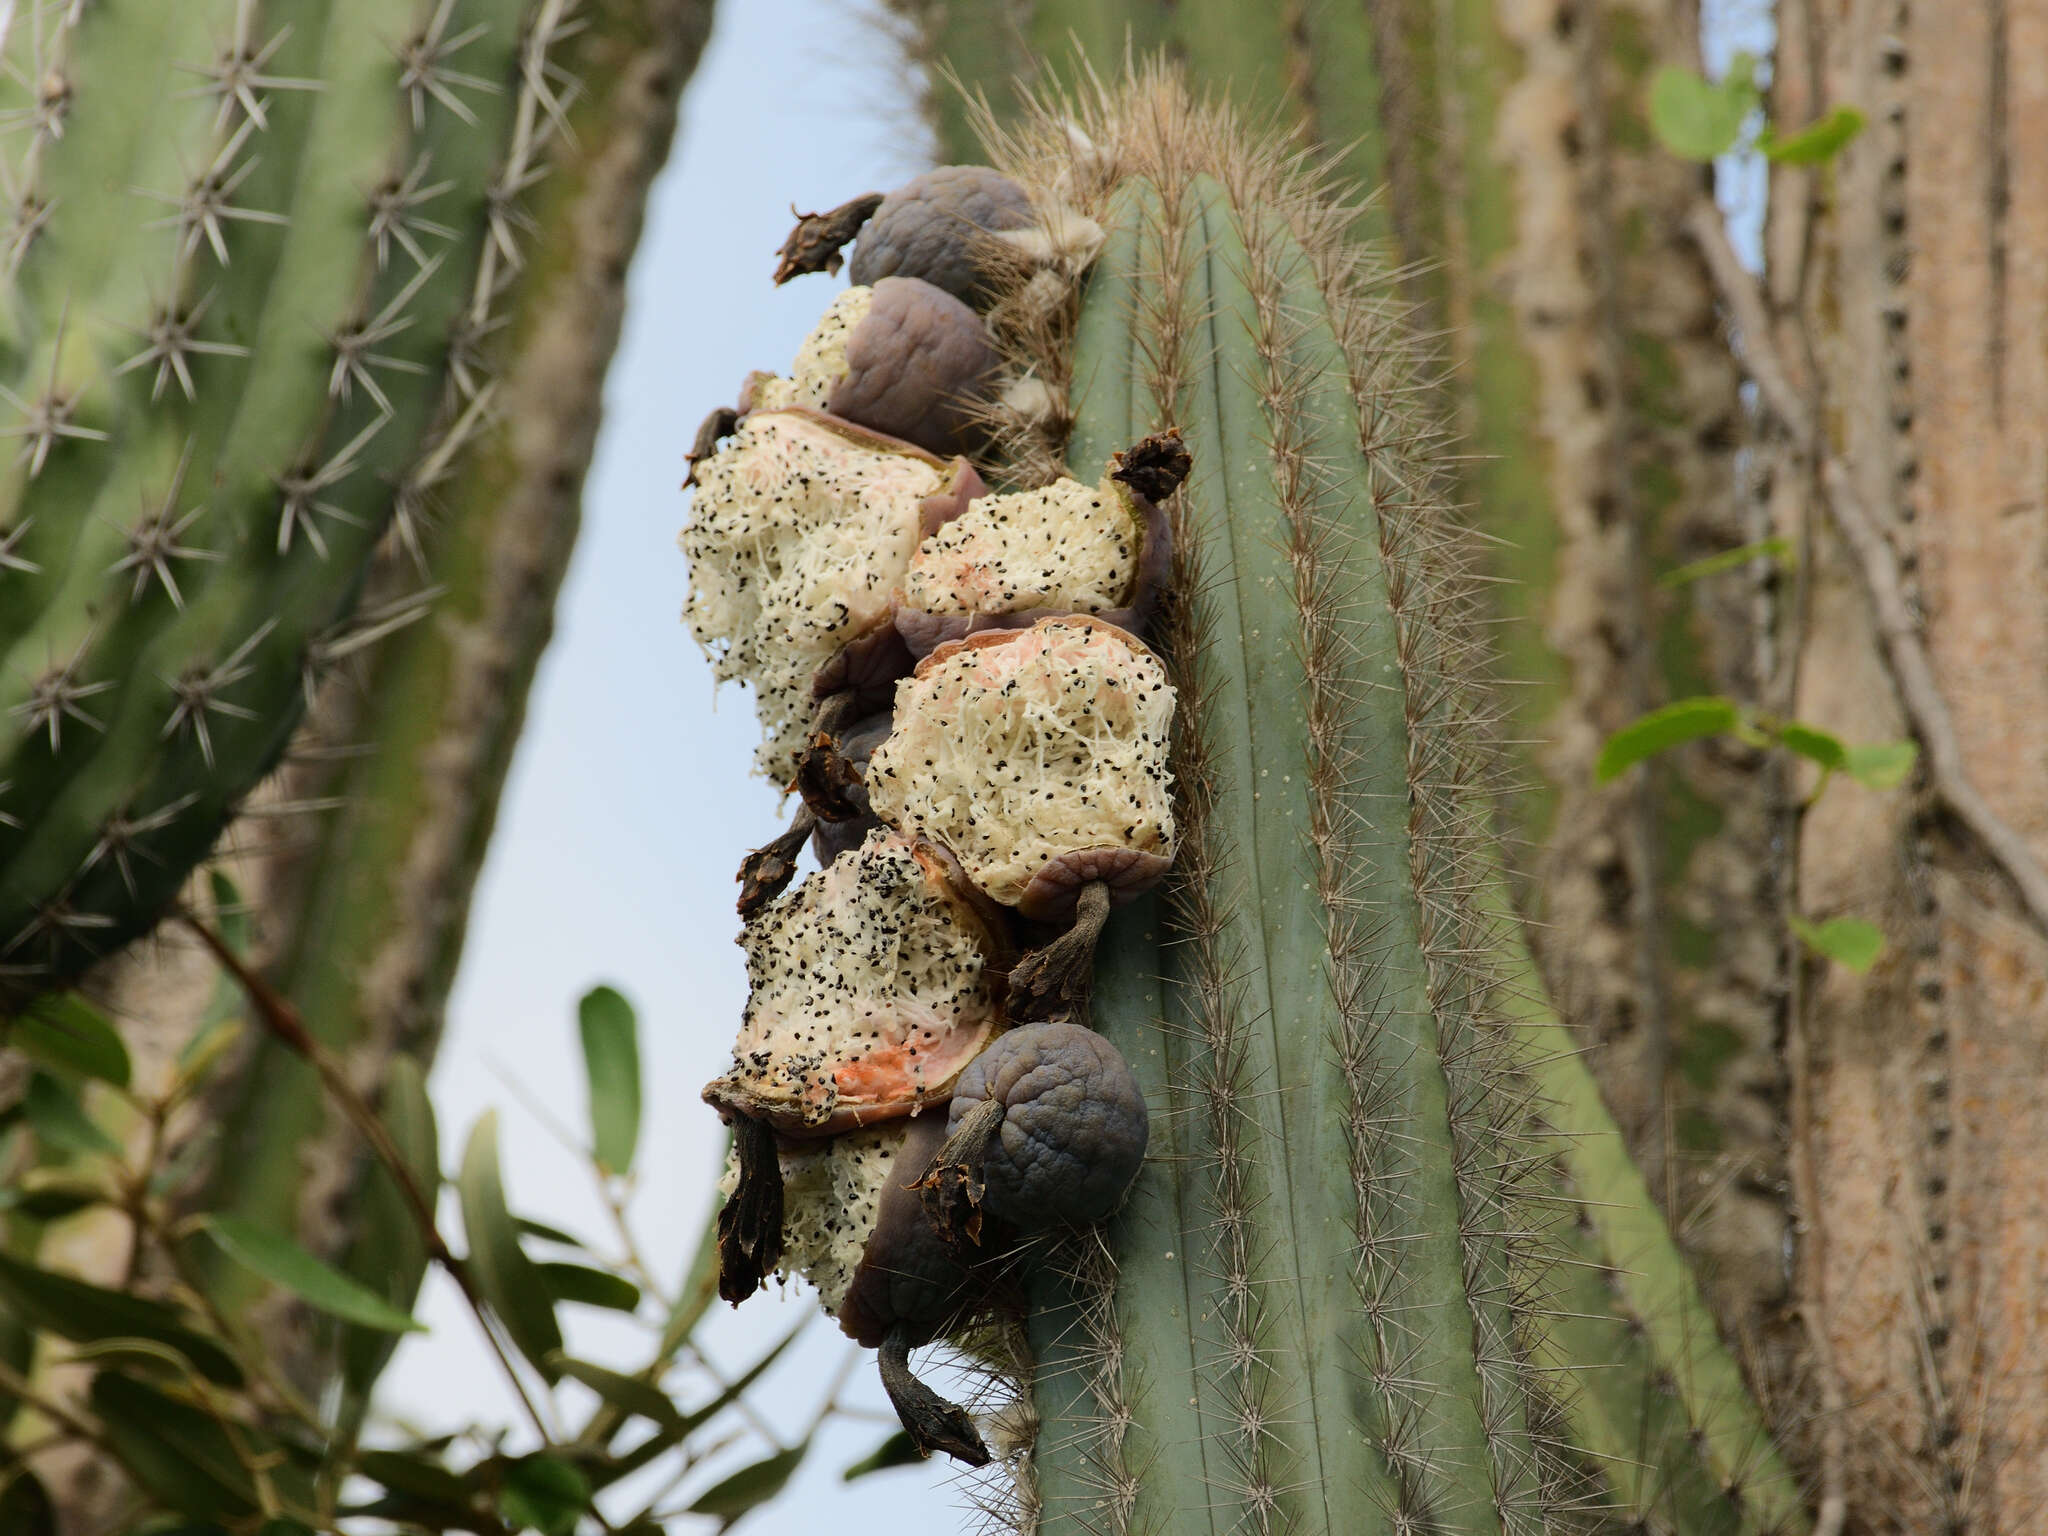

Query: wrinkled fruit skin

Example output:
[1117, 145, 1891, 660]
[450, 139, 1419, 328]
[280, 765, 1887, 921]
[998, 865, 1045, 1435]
[850, 165, 1035, 311]
[838, 1116, 976, 1349]
[947, 1022, 1149, 1228]
[827, 276, 998, 460]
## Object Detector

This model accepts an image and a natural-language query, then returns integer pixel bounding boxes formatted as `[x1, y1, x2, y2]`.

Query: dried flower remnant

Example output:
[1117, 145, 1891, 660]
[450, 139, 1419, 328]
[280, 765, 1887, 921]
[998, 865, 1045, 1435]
[866, 616, 1177, 917]
[743, 277, 998, 459]
[680, 409, 981, 781]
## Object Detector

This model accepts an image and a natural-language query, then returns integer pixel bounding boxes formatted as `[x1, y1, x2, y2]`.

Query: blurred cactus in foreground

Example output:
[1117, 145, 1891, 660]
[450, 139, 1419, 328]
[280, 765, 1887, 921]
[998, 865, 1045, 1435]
[0, 0, 640, 1004]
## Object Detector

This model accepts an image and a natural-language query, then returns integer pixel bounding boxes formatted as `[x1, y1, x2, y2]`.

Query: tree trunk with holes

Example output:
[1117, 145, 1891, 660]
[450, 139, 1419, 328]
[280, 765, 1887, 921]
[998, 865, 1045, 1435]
[1763, 3, 2048, 1529]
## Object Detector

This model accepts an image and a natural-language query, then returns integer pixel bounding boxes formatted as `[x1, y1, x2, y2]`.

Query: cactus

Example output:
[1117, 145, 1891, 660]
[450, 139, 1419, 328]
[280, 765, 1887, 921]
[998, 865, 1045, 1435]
[0, 0, 596, 1004]
[959, 76, 1805, 1535]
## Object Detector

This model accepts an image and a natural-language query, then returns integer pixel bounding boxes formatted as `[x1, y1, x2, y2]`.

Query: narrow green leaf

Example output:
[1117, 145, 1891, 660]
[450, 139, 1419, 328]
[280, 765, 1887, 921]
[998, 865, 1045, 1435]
[551, 1352, 684, 1429]
[587, 1321, 807, 1493]
[578, 985, 641, 1176]
[666, 1191, 724, 1348]
[457, 1111, 564, 1380]
[1660, 535, 1794, 587]
[339, 1055, 439, 1402]
[515, 1215, 589, 1249]
[21, 1073, 122, 1158]
[1761, 105, 1867, 164]
[499, 1454, 591, 1536]
[1844, 739, 1919, 790]
[0, 1253, 241, 1387]
[1791, 915, 1886, 973]
[12, 995, 131, 1087]
[1595, 696, 1743, 782]
[841, 1429, 921, 1480]
[207, 871, 250, 954]
[686, 1444, 808, 1525]
[1775, 721, 1847, 773]
[201, 1216, 427, 1334]
[0, 1170, 115, 1221]
[538, 1261, 641, 1313]
[357, 1448, 472, 1508]
[88, 1373, 257, 1518]
[1648, 56, 1758, 160]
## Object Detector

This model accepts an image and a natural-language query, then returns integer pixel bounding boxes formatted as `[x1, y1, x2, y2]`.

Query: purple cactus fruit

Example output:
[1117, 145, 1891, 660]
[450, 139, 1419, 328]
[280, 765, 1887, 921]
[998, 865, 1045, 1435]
[847, 165, 1037, 310]
[746, 277, 999, 460]
[918, 1021, 1149, 1247]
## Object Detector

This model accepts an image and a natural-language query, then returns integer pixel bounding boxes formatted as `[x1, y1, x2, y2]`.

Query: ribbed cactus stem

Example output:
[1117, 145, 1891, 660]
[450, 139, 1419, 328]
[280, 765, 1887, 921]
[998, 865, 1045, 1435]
[0, 0, 574, 1001]
[977, 77, 1805, 1536]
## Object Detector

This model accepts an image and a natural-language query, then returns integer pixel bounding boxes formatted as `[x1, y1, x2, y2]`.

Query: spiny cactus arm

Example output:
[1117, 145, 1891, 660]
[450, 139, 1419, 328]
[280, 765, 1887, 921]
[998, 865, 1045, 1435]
[1486, 915, 1808, 1533]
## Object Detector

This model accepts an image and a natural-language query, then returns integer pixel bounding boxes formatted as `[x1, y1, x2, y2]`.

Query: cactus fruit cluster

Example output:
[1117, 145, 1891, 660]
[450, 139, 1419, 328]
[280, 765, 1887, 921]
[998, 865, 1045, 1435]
[0, 0, 593, 1006]
[683, 72, 1805, 1533]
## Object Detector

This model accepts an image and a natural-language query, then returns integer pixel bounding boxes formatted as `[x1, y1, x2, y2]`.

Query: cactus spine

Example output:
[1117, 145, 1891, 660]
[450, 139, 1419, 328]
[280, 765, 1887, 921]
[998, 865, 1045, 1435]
[0, 0, 586, 1002]
[978, 80, 1802, 1535]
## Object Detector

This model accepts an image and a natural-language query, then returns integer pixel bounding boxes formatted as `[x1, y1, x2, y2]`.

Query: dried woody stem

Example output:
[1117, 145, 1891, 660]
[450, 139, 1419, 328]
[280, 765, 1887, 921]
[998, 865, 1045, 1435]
[177, 911, 553, 1443]
[1685, 201, 2048, 940]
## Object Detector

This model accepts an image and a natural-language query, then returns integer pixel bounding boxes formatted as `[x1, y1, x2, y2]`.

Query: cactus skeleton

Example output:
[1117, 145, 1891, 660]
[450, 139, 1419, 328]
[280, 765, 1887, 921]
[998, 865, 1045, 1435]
[0, 0, 598, 1004]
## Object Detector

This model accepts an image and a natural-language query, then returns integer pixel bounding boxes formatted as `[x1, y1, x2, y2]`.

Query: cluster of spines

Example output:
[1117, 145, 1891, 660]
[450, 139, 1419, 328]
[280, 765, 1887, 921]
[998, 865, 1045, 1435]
[0, 0, 586, 1000]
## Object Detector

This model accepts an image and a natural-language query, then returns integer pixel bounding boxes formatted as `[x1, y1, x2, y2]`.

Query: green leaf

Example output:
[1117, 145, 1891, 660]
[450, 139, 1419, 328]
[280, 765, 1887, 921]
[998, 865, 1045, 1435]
[663, 1178, 726, 1353]
[1791, 915, 1886, 973]
[200, 1216, 427, 1334]
[551, 1353, 684, 1429]
[516, 1215, 590, 1249]
[21, 1072, 122, 1159]
[499, 1455, 590, 1536]
[457, 1111, 563, 1381]
[686, 1444, 808, 1526]
[340, 1055, 439, 1401]
[357, 1448, 472, 1508]
[1844, 739, 1919, 790]
[587, 1321, 807, 1494]
[841, 1429, 922, 1480]
[0, 1169, 116, 1221]
[0, 1252, 241, 1387]
[12, 995, 131, 1087]
[0, 1469, 56, 1536]
[207, 871, 250, 954]
[1775, 721, 1847, 773]
[1761, 105, 1867, 164]
[1660, 535, 1794, 588]
[578, 985, 641, 1176]
[88, 1373, 257, 1518]
[1648, 56, 1758, 161]
[1596, 696, 1743, 782]
[539, 1261, 641, 1314]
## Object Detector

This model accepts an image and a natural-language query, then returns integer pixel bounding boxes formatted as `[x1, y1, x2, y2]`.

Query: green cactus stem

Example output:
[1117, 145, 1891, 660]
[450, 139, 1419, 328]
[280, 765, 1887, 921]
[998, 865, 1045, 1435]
[969, 75, 1804, 1536]
[0, 0, 581, 1002]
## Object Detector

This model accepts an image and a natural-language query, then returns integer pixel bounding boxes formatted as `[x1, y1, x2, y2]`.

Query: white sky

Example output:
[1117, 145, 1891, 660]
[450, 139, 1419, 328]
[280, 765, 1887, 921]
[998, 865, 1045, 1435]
[378, 3, 980, 1529]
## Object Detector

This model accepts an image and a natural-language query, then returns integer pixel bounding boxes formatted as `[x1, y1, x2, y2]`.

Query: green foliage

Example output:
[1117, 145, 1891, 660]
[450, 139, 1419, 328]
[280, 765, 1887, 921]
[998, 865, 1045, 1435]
[1759, 106, 1868, 164]
[1597, 695, 1744, 780]
[0, 922, 853, 1533]
[1660, 535, 1795, 588]
[1649, 54, 1759, 160]
[577, 984, 642, 1176]
[1649, 55, 1864, 167]
[1789, 915, 1886, 973]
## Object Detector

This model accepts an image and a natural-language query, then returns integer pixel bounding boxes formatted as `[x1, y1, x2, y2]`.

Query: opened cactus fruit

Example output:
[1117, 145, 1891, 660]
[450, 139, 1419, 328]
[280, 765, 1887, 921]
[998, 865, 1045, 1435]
[704, 828, 1006, 1138]
[894, 430, 1183, 658]
[740, 277, 999, 460]
[680, 409, 982, 781]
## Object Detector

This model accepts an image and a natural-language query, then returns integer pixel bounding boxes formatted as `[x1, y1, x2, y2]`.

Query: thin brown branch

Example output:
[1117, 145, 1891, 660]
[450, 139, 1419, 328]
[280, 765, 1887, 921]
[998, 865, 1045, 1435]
[177, 910, 554, 1444]
[1685, 201, 2048, 940]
